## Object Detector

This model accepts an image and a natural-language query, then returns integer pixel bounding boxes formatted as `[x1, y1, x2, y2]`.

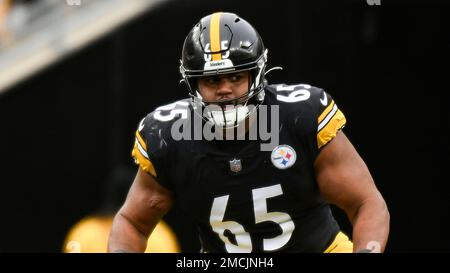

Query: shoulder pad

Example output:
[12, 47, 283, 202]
[266, 83, 346, 149]
[132, 99, 191, 177]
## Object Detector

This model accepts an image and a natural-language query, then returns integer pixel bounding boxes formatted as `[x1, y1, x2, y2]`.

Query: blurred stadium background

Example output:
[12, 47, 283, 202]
[0, 0, 449, 252]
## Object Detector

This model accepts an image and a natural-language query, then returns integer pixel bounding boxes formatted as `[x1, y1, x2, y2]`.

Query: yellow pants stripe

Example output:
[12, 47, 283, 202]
[324, 231, 353, 253]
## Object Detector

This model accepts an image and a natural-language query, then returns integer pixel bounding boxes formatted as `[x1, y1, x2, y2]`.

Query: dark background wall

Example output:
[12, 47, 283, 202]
[0, 0, 449, 252]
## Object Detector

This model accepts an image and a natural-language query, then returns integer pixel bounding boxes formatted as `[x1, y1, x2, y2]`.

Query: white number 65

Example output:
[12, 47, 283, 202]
[210, 184, 295, 253]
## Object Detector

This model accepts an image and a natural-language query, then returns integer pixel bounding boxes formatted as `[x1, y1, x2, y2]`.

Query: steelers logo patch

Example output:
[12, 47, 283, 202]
[271, 145, 297, 170]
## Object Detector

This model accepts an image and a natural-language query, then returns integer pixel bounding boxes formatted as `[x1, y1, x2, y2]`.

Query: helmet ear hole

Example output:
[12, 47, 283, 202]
[186, 78, 199, 95]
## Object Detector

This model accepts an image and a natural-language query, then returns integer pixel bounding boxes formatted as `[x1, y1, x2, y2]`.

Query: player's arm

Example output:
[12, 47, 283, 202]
[107, 167, 174, 253]
[314, 131, 390, 252]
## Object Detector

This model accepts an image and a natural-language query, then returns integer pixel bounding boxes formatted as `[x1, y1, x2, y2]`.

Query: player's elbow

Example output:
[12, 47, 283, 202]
[347, 190, 390, 226]
[379, 194, 390, 226]
[363, 191, 391, 232]
[144, 195, 173, 215]
[373, 190, 389, 219]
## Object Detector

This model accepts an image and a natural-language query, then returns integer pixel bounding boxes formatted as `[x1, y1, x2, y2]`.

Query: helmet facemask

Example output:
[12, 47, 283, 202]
[183, 52, 267, 129]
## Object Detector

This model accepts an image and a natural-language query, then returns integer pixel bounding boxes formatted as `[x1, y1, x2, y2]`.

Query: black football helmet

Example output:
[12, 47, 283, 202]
[180, 12, 268, 128]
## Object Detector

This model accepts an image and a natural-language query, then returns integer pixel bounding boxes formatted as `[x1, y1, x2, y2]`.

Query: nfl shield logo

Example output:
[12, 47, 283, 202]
[229, 159, 242, 173]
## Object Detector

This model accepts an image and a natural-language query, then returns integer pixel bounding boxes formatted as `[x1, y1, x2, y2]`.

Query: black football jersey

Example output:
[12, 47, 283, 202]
[131, 83, 347, 253]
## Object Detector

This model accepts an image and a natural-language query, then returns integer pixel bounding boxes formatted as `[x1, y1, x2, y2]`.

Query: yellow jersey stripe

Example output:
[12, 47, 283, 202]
[318, 100, 335, 125]
[135, 138, 149, 159]
[318, 103, 338, 132]
[135, 131, 147, 151]
[317, 109, 346, 149]
[210, 12, 222, 61]
[132, 143, 157, 177]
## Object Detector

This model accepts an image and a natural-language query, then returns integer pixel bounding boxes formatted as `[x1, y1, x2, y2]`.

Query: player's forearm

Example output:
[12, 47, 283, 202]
[107, 212, 149, 253]
[350, 196, 390, 253]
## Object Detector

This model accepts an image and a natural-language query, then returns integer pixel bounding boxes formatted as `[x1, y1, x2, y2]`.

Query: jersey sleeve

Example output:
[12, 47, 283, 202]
[131, 113, 173, 190]
[131, 117, 157, 177]
[281, 85, 346, 159]
[130, 99, 191, 191]
[315, 89, 347, 150]
[311, 89, 347, 150]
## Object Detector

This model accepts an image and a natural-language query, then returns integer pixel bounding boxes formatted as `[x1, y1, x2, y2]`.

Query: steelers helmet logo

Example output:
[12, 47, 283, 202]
[271, 145, 297, 169]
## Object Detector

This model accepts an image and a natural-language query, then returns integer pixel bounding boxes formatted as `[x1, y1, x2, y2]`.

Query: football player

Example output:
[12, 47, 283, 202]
[108, 12, 389, 253]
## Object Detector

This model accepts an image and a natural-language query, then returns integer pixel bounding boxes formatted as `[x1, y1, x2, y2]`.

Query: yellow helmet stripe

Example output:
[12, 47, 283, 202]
[210, 12, 222, 61]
